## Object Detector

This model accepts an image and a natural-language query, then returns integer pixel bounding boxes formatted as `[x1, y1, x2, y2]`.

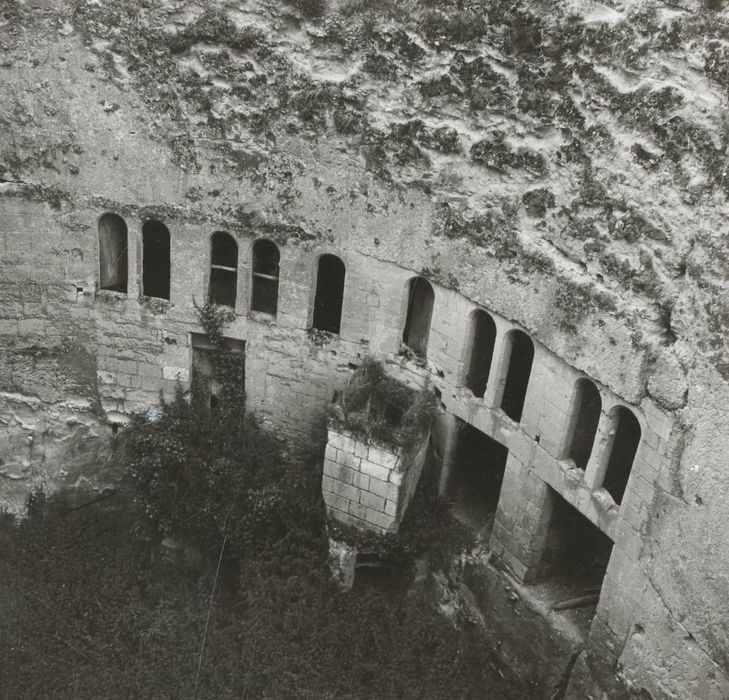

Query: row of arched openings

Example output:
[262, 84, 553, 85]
[99, 213, 171, 300]
[98, 215, 345, 330]
[98, 216, 641, 503]
[461, 307, 641, 504]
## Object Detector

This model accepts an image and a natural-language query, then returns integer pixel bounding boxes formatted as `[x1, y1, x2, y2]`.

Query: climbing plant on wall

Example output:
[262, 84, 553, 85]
[121, 302, 324, 561]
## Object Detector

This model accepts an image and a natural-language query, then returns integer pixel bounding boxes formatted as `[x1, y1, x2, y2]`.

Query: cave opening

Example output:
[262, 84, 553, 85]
[536, 488, 613, 622]
[447, 419, 508, 533]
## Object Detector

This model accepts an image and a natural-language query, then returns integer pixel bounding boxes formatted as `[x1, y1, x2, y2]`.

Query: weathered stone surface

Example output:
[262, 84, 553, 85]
[647, 350, 688, 410]
[2, 1, 729, 696]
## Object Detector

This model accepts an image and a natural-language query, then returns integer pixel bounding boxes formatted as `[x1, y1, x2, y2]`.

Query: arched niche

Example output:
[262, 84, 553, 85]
[566, 379, 602, 470]
[464, 309, 497, 398]
[98, 212, 128, 293]
[402, 277, 434, 357]
[500, 330, 534, 423]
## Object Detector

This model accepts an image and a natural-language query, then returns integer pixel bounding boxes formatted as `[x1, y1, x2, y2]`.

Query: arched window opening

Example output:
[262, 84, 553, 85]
[567, 379, 602, 470]
[465, 309, 496, 398]
[98, 213, 128, 293]
[251, 239, 280, 315]
[602, 407, 641, 505]
[142, 220, 170, 300]
[402, 277, 434, 356]
[209, 232, 238, 308]
[312, 254, 346, 334]
[500, 330, 534, 423]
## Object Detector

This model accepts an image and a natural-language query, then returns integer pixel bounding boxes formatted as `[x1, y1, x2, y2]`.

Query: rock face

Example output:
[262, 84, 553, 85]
[1, 0, 729, 697]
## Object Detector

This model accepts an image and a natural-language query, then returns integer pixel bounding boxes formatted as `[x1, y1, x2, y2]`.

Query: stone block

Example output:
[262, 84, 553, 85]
[359, 491, 385, 512]
[17, 319, 44, 334]
[322, 475, 336, 493]
[352, 471, 370, 490]
[368, 477, 399, 501]
[323, 491, 350, 514]
[340, 451, 361, 471]
[137, 362, 162, 378]
[353, 441, 369, 459]
[0, 320, 18, 334]
[330, 463, 355, 485]
[328, 507, 366, 530]
[349, 501, 367, 520]
[388, 470, 403, 486]
[628, 474, 655, 504]
[325, 443, 338, 462]
[384, 500, 397, 517]
[323, 458, 339, 478]
[360, 459, 390, 482]
[365, 507, 395, 531]
[329, 431, 354, 453]
[331, 480, 360, 502]
[367, 444, 399, 470]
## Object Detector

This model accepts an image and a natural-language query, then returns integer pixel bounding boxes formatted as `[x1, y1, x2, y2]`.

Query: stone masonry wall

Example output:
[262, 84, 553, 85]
[322, 426, 429, 534]
[3, 2, 729, 695]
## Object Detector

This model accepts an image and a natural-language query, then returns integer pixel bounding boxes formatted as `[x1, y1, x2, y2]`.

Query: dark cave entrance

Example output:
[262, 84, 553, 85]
[447, 419, 508, 533]
[536, 488, 613, 622]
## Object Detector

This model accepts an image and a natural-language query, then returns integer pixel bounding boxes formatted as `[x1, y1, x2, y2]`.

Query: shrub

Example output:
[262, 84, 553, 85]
[334, 358, 438, 464]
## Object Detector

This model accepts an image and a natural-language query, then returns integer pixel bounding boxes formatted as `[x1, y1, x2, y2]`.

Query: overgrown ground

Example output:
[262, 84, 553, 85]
[0, 350, 524, 698]
[0, 488, 519, 698]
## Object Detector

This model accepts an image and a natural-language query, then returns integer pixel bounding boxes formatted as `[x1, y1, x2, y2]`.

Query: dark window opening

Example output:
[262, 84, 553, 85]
[142, 220, 170, 300]
[465, 309, 497, 398]
[447, 419, 508, 533]
[567, 379, 602, 470]
[209, 231, 238, 308]
[402, 277, 434, 356]
[191, 333, 245, 410]
[500, 330, 534, 422]
[536, 488, 613, 626]
[99, 213, 128, 293]
[383, 400, 405, 427]
[602, 407, 641, 505]
[312, 254, 345, 334]
[251, 239, 280, 315]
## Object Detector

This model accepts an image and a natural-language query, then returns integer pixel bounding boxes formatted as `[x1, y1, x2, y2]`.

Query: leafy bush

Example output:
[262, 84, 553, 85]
[334, 357, 438, 463]
[0, 485, 521, 698]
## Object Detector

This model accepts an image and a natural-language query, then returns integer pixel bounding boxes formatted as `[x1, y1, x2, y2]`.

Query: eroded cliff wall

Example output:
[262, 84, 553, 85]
[1, 0, 728, 697]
